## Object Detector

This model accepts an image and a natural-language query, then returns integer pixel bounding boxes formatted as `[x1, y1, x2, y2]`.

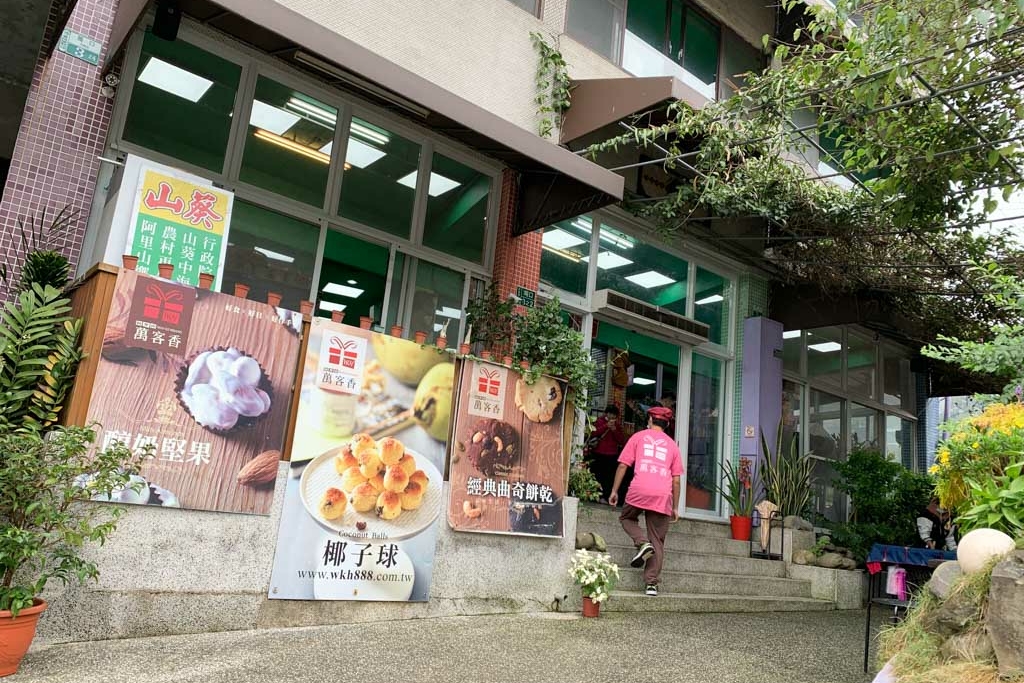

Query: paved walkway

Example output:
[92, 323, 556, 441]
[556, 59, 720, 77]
[13, 610, 877, 683]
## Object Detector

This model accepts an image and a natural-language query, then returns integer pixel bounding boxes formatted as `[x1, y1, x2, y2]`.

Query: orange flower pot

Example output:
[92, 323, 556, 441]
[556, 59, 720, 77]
[729, 515, 752, 542]
[390, 325, 403, 338]
[267, 291, 282, 307]
[299, 300, 314, 316]
[233, 283, 250, 299]
[0, 599, 46, 676]
[459, 343, 470, 355]
[359, 316, 373, 330]
[480, 350, 492, 361]
[198, 272, 214, 290]
[414, 331, 428, 344]
[121, 254, 138, 271]
[157, 263, 174, 279]
[331, 310, 345, 323]
[436, 336, 448, 349]
[582, 596, 600, 618]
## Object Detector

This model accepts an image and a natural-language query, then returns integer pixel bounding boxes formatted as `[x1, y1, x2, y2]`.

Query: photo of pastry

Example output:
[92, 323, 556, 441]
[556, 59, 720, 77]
[514, 375, 563, 424]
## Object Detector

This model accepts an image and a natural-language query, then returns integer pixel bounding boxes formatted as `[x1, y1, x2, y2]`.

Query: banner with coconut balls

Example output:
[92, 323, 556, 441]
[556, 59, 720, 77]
[268, 318, 452, 602]
[83, 270, 302, 515]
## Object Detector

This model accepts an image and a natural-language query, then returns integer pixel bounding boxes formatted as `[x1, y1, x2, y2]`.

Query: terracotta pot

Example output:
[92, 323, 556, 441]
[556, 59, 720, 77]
[233, 283, 250, 299]
[414, 331, 428, 344]
[502, 355, 513, 366]
[121, 254, 138, 271]
[299, 300, 314, 316]
[157, 263, 174, 279]
[519, 360, 530, 371]
[459, 343, 470, 355]
[436, 336, 448, 350]
[331, 310, 345, 323]
[581, 596, 600, 618]
[197, 272, 214, 290]
[390, 325, 403, 338]
[359, 316, 373, 330]
[0, 599, 46, 676]
[267, 291, 282, 307]
[480, 350, 492, 361]
[729, 515, 753, 542]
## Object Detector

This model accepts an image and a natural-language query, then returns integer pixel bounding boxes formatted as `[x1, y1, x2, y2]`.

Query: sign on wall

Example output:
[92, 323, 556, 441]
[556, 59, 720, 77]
[447, 360, 567, 537]
[125, 166, 234, 289]
[268, 319, 453, 602]
[83, 270, 302, 515]
[57, 28, 101, 66]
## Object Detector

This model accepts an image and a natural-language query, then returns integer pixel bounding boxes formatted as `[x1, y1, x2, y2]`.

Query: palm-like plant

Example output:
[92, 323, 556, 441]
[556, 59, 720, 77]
[760, 421, 816, 517]
[0, 206, 76, 293]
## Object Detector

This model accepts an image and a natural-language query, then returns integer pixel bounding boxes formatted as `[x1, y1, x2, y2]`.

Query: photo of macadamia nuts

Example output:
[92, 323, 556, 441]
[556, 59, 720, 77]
[178, 347, 272, 432]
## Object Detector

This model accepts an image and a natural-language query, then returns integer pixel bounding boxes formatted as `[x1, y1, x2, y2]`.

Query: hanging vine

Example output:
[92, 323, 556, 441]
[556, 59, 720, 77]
[530, 31, 572, 139]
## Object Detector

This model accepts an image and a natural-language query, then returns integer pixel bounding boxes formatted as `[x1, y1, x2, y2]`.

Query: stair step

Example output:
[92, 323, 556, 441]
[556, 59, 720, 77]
[604, 591, 835, 613]
[578, 504, 733, 539]
[605, 544, 787, 578]
[579, 526, 751, 557]
[616, 568, 812, 598]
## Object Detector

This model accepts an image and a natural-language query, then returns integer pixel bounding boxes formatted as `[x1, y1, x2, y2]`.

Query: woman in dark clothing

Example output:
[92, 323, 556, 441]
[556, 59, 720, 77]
[589, 405, 627, 503]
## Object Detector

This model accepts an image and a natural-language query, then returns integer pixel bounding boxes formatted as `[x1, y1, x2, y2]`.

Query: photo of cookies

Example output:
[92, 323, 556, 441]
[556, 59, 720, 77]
[514, 376, 563, 424]
[463, 418, 520, 477]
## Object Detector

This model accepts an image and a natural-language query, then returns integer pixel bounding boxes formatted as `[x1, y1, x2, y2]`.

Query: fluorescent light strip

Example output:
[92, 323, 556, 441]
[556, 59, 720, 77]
[397, 171, 461, 197]
[783, 330, 802, 339]
[249, 100, 300, 135]
[542, 228, 587, 250]
[633, 378, 656, 386]
[322, 283, 365, 298]
[625, 270, 675, 288]
[695, 294, 724, 305]
[808, 341, 842, 353]
[600, 228, 634, 249]
[253, 247, 295, 263]
[253, 129, 329, 164]
[318, 301, 347, 313]
[351, 121, 390, 146]
[542, 244, 582, 263]
[286, 97, 337, 126]
[137, 58, 213, 102]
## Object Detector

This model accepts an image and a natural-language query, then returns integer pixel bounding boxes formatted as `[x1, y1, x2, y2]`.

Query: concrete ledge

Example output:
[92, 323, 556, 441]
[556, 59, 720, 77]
[33, 464, 579, 646]
[787, 564, 866, 610]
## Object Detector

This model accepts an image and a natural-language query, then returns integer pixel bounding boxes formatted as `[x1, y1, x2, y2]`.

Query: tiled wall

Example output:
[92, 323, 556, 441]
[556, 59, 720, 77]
[730, 273, 770, 465]
[0, 0, 117, 300]
[491, 169, 542, 307]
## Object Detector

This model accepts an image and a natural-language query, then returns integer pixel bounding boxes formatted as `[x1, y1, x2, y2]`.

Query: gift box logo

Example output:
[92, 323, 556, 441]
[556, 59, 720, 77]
[142, 284, 185, 325]
[477, 367, 501, 396]
[327, 336, 359, 369]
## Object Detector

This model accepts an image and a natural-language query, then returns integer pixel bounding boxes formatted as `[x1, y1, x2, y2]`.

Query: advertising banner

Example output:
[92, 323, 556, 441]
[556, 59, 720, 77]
[84, 270, 302, 515]
[448, 360, 567, 537]
[268, 319, 453, 602]
[125, 165, 233, 288]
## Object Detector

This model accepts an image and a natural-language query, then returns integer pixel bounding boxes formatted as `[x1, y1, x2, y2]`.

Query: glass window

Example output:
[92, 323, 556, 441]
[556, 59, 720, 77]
[782, 379, 803, 455]
[847, 332, 876, 399]
[540, 216, 592, 296]
[782, 330, 802, 374]
[807, 326, 843, 388]
[407, 260, 465, 344]
[506, 0, 540, 14]
[681, 8, 719, 96]
[850, 402, 880, 451]
[810, 458, 846, 524]
[884, 352, 913, 410]
[808, 389, 843, 461]
[220, 200, 318, 310]
[566, 0, 626, 62]
[623, 0, 677, 78]
[719, 30, 762, 99]
[239, 77, 335, 207]
[316, 229, 391, 326]
[595, 224, 688, 316]
[886, 416, 915, 470]
[421, 153, 491, 264]
[688, 353, 723, 513]
[693, 267, 729, 345]
[338, 116, 420, 239]
[122, 32, 241, 173]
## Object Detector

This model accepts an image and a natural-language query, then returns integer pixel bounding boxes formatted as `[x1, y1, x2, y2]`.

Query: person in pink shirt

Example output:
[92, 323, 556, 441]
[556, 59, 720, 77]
[608, 406, 682, 596]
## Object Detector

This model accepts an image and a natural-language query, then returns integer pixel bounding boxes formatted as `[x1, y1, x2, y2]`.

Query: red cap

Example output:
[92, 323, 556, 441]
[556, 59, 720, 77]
[647, 406, 673, 421]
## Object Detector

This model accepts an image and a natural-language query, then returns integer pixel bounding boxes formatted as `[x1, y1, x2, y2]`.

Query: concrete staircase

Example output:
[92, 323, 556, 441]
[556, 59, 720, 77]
[576, 503, 835, 613]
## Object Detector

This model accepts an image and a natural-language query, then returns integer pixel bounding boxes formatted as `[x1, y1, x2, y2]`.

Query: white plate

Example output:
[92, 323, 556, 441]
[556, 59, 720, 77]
[299, 445, 443, 542]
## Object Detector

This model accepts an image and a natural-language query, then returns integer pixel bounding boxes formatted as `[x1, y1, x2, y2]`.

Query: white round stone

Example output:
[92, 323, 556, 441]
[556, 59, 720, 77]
[957, 528, 1016, 574]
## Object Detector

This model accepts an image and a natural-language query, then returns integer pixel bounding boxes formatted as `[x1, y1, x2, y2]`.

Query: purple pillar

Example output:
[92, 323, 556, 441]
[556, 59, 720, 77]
[740, 317, 783, 467]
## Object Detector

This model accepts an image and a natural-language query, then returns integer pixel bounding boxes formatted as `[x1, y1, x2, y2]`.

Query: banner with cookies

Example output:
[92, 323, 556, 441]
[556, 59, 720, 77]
[448, 360, 567, 537]
[82, 270, 303, 515]
[268, 318, 452, 602]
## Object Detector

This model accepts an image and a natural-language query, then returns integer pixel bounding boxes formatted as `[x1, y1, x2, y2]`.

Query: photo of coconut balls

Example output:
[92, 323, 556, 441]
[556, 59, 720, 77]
[178, 347, 272, 432]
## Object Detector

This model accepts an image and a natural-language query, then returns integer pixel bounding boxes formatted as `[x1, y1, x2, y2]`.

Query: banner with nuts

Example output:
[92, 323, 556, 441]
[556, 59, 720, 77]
[82, 270, 302, 514]
[448, 360, 567, 537]
[268, 318, 452, 601]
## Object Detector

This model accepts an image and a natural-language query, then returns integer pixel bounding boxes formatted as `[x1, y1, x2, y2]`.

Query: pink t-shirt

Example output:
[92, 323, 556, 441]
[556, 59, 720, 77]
[618, 428, 683, 516]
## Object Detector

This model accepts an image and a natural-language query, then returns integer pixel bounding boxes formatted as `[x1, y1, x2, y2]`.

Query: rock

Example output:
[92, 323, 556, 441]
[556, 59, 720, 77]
[783, 515, 814, 531]
[940, 629, 995, 663]
[816, 552, 845, 569]
[838, 557, 858, 570]
[926, 592, 980, 637]
[592, 533, 607, 553]
[928, 561, 963, 601]
[957, 528, 1016, 574]
[792, 549, 816, 565]
[575, 532, 595, 550]
[988, 551, 1024, 678]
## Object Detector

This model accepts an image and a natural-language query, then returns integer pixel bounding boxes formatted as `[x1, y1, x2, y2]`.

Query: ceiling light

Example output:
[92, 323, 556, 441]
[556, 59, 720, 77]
[434, 306, 462, 319]
[318, 301, 347, 313]
[254, 129, 329, 164]
[783, 330, 802, 339]
[600, 228, 634, 249]
[344, 137, 386, 168]
[137, 57, 213, 102]
[253, 246, 295, 263]
[571, 217, 593, 232]
[346, 280, 357, 285]
[695, 294, 724, 305]
[397, 171, 461, 196]
[286, 97, 337, 127]
[626, 271, 675, 288]
[581, 251, 633, 270]
[808, 342, 842, 353]
[542, 245, 582, 262]
[322, 283, 365, 298]
[633, 377, 656, 386]
[350, 120, 391, 146]
[249, 100, 300, 135]
[542, 228, 587, 250]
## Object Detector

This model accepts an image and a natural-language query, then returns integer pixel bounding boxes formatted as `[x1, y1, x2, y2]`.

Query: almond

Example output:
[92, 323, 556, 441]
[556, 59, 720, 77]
[237, 450, 280, 486]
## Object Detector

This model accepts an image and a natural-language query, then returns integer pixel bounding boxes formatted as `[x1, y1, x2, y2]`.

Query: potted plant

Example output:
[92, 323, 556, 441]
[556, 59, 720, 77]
[465, 284, 515, 357]
[0, 427, 148, 675]
[568, 549, 618, 617]
[568, 461, 603, 503]
[717, 457, 757, 541]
